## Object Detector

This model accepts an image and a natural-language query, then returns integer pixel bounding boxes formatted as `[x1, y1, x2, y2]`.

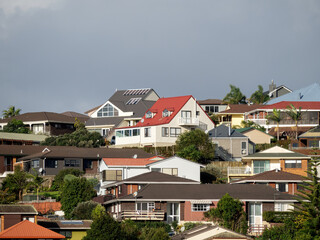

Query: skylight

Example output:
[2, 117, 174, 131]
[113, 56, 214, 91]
[123, 88, 151, 96]
[126, 98, 142, 105]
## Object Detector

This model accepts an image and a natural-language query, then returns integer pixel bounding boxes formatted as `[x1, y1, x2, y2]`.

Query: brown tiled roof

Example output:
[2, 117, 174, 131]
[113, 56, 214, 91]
[60, 111, 89, 121]
[219, 104, 263, 114]
[0, 205, 38, 214]
[293, 149, 320, 156]
[231, 170, 305, 184]
[268, 127, 313, 138]
[38, 220, 92, 230]
[21, 202, 61, 215]
[115, 184, 296, 202]
[197, 99, 224, 105]
[0, 145, 45, 156]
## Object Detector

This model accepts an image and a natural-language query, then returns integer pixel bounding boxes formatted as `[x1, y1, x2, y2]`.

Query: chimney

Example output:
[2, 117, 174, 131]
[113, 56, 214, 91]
[269, 79, 276, 93]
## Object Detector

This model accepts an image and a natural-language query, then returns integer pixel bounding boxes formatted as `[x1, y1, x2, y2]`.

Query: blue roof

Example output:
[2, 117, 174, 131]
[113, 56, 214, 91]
[268, 82, 320, 104]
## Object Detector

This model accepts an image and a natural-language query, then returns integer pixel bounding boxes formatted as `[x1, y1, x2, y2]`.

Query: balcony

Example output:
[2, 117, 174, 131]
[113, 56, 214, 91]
[178, 118, 199, 126]
[250, 119, 267, 126]
[227, 167, 252, 176]
[121, 210, 165, 221]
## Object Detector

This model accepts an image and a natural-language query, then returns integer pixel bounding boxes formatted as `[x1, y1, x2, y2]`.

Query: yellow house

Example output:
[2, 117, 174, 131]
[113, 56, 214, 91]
[218, 104, 262, 128]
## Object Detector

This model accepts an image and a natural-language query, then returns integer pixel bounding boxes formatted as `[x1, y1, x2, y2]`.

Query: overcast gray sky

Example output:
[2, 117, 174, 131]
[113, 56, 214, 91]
[1, 0, 319, 114]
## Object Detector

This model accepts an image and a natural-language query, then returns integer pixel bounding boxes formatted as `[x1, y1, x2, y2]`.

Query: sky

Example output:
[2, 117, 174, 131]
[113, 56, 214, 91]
[1, 0, 320, 115]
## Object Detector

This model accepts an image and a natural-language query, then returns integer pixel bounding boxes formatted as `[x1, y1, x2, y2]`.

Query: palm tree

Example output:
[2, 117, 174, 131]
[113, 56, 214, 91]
[2, 106, 21, 119]
[286, 104, 302, 139]
[249, 85, 270, 104]
[223, 85, 246, 104]
[28, 171, 47, 202]
[266, 108, 282, 141]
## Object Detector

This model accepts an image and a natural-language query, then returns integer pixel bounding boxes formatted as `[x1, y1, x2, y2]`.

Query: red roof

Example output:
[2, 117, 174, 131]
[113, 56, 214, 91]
[118, 95, 193, 128]
[0, 220, 65, 239]
[103, 156, 163, 166]
[260, 101, 320, 110]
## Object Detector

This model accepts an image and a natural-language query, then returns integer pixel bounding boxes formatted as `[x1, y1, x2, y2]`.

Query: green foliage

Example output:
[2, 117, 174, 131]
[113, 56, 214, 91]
[139, 227, 170, 240]
[91, 204, 106, 220]
[240, 120, 266, 132]
[134, 221, 171, 233]
[2, 106, 21, 119]
[200, 164, 226, 184]
[183, 222, 200, 231]
[121, 220, 139, 240]
[0, 188, 16, 204]
[223, 85, 246, 104]
[286, 104, 302, 139]
[209, 114, 220, 125]
[1, 165, 32, 200]
[204, 193, 248, 234]
[41, 127, 104, 148]
[71, 201, 99, 220]
[83, 207, 124, 240]
[2, 119, 30, 133]
[266, 108, 282, 140]
[143, 146, 175, 157]
[50, 169, 83, 191]
[263, 211, 294, 223]
[64, 174, 79, 182]
[249, 85, 270, 104]
[176, 129, 215, 164]
[60, 177, 96, 219]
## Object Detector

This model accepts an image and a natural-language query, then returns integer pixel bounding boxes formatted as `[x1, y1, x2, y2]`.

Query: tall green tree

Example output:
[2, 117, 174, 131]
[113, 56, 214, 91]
[60, 177, 96, 219]
[27, 171, 47, 201]
[223, 85, 246, 104]
[249, 85, 270, 104]
[176, 129, 215, 163]
[266, 109, 282, 141]
[71, 201, 99, 220]
[286, 104, 302, 139]
[50, 168, 83, 191]
[204, 193, 248, 234]
[2, 106, 21, 119]
[2, 119, 30, 133]
[209, 114, 220, 126]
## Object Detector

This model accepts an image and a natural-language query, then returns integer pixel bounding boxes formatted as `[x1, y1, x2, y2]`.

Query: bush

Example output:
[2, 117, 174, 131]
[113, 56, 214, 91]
[183, 222, 200, 231]
[263, 211, 294, 223]
[71, 201, 99, 220]
[50, 169, 83, 191]
[134, 221, 171, 233]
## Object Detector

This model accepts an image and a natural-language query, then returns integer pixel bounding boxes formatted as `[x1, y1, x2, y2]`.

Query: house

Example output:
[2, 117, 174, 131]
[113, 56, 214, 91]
[0, 112, 88, 136]
[0, 220, 65, 239]
[104, 183, 297, 231]
[197, 99, 228, 114]
[264, 80, 292, 101]
[114, 95, 214, 147]
[0, 205, 38, 231]
[267, 82, 320, 104]
[85, 88, 159, 139]
[234, 127, 274, 145]
[230, 169, 305, 195]
[99, 156, 204, 194]
[217, 104, 262, 128]
[245, 101, 320, 135]
[208, 125, 255, 161]
[227, 146, 311, 182]
[295, 125, 320, 148]
[172, 225, 252, 240]
[38, 220, 92, 240]
[0, 132, 47, 146]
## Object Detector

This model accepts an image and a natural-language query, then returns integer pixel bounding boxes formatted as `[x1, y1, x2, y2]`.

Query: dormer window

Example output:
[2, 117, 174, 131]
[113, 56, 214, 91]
[162, 109, 170, 117]
[146, 111, 153, 119]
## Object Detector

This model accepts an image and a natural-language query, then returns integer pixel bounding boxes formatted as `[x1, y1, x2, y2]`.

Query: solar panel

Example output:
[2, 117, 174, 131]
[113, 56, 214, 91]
[61, 220, 83, 225]
[126, 98, 142, 105]
[123, 88, 151, 96]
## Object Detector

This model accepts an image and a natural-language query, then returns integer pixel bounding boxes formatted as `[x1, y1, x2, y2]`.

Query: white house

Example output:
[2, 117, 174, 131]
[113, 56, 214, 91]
[114, 95, 215, 147]
[99, 156, 204, 195]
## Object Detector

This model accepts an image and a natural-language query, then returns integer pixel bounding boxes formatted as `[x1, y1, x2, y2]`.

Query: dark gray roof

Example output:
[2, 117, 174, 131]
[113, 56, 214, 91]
[208, 125, 247, 138]
[85, 116, 125, 127]
[38, 220, 92, 230]
[115, 184, 296, 202]
[0, 205, 37, 214]
[242, 151, 309, 159]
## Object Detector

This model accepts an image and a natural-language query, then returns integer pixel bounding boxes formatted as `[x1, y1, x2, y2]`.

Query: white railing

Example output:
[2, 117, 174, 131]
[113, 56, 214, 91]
[178, 118, 199, 125]
[250, 119, 267, 125]
[121, 210, 165, 220]
[227, 167, 252, 175]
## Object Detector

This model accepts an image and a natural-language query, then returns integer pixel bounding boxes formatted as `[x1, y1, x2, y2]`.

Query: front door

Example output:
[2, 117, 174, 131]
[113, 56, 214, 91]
[249, 203, 262, 231]
[181, 111, 191, 123]
[167, 202, 180, 223]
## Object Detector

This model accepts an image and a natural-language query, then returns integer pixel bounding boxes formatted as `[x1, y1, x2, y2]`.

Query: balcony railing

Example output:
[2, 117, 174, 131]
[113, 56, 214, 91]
[249, 119, 267, 125]
[248, 224, 268, 236]
[227, 167, 252, 176]
[178, 118, 199, 126]
[121, 210, 165, 221]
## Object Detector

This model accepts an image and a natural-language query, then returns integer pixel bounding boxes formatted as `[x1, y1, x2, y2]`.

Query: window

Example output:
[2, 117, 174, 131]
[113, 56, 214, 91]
[65, 159, 80, 167]
[181, 111, 191, 122]
[146, 111, 152, 119]
[170, 128, 181, 137]
[97, 103, 115, 117]
[118, 185, 122, 194]
[163, 109, 170, 117]
[116, 130, 124, 137]
[144, 128, 151, 137]
[151, 168, 161, 172]
[162, 168, 178, 176]
[162, 127, 169, 137]
[136, 202, 155, 211]
[275, 203, 294, 212]
[125, 130, 131, 137]
[103, 170, 122, 181]
[214, 106, 219, 112]
[285, 160, 302, 168]
[192, 204, 210, 212]
[253, 160, 270, 174]
[241, 142, 247, 155]
[133, 129, 140, 136]
[84, 160, 93, 169]
[31, 159, 40, 168]
[60, 231, 72, 238]
[276, 183, 288, 192]
[45, 160, 58, 168]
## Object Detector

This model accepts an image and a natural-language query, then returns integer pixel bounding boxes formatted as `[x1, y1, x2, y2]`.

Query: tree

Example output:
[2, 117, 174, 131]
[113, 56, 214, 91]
[2, 119, 30, 133]
[27, 171, 47, 201]
[209, 114, 220, 125]
[204, 193, 248, 234]
[0, 188, 16, 204]
[176, 129, 215, 163]
[50, 169, 83, 191]
[60, 177, 96, 219]
[286, 104, 302, 139]
[249, 85, 270, 104]
[241, 120, 266, 132]
[139, 227, 170, 240]
[266, 109, 282, 141]
[71, 201, 99, 220]
[2, 106, 21, 119]
[83, 205, 125, 240]
[223, 85, 246, 104]
[1, 165, 32, 201]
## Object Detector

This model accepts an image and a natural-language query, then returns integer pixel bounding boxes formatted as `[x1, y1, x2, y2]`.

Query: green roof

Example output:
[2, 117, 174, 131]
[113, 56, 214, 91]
[235, 127, 254, 133]
[0, 132, 47, 142]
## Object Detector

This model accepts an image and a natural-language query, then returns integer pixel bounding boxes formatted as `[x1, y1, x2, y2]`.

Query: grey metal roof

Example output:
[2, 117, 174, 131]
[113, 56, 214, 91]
[85, 116, 125, 127]
[0, 205, 38, 214]
[0, 132, 47, 142]
[208, 125, 247, 138]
